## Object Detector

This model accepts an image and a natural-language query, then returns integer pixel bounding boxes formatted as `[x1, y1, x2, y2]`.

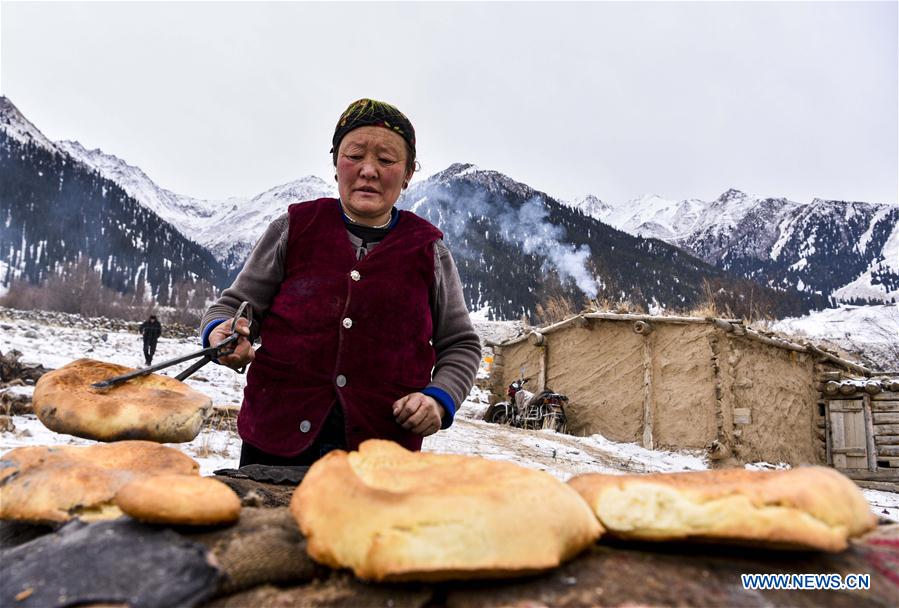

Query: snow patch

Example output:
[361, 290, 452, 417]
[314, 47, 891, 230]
[766, 304, 899, 371]
[2, 308, 895, 522]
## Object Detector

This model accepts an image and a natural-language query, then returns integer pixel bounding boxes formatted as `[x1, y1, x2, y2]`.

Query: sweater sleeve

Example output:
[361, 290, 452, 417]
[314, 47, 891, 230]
[426, 240, 482, 426]
[199, 214, 289, 341]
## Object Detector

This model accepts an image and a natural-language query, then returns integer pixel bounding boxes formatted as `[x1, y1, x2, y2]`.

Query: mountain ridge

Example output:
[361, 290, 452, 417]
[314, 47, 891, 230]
[567, 188, 898, 304]
[1, 96, 886, 321]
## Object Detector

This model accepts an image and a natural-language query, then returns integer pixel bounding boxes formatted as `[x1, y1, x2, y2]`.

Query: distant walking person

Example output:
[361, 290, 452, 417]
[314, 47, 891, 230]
[139, 315, 162, 365]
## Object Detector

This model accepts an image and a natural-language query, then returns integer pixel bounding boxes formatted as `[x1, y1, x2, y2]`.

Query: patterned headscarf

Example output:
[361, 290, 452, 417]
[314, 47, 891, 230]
[330, 98, 416, 158]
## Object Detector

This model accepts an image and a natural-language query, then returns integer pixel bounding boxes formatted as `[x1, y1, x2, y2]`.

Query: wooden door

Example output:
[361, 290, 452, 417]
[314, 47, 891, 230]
[828, 399, 869, 469]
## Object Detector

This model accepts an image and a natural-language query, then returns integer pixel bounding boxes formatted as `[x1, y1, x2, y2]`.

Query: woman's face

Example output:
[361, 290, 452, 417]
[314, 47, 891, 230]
[336, 126, 413, 225]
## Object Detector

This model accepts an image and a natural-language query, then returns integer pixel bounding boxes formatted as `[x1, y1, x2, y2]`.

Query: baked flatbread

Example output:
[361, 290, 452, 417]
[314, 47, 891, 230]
[116, 474, 241, 525]
[0, 441, 200, 523]
[33, 358, 212, 443]
[568, 466, 876, 552]
[292, 440, 602, 582]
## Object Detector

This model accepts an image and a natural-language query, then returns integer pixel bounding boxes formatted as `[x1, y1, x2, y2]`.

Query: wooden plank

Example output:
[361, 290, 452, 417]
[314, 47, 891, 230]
[876, 446, 899, 457]
[641, 335, 653, 450]
[864, 395, 877, 471]
[874, 424, 899, 435]
[871, 401, 899, 412]
[830, 411, 847, 469]
[848, 409, 869, 469]
[825, 403, 832, 466]
[873, 412, 899, 424]
[806, 343, 874, 374]
[853, 480, 899, 492]
[832, 448, 867, 457]
[872, 391, 899, 401]
[875, 457, 899, 468]
[818, 371, 843, 381]
[830, 407, 869, 469]
[874, 435, 899, 445]
[537, 346, 546, 393]
[829, 400, 863, 413]
[843, 469, 899, 482]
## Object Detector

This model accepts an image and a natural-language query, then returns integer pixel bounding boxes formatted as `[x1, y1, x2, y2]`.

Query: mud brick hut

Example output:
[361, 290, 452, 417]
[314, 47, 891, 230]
[488, 313, 899, 490]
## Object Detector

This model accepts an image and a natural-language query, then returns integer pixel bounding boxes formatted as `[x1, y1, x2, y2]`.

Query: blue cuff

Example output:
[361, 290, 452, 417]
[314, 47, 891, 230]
[422, 387, 456, 429]
[201, 319, 228, 348]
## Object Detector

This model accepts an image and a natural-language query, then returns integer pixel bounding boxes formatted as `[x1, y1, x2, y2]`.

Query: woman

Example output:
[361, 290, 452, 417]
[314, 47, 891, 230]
[201, 99, 481, 466]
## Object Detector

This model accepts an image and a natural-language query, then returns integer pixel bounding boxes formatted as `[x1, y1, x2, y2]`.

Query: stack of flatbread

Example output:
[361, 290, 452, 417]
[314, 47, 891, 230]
[293, 441, 876, 583]
[115, 474, 241, 525]
[292, 440, 602, 581]
[568, 466, 876, 552]
[0, 441, 200, 523]
[32, 358, 212, 443]
[0, 442, 242, 526]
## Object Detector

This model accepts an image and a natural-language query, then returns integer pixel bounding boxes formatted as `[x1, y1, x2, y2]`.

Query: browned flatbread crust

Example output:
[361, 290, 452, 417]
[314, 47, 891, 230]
[116, 474, 241, 525]
[33, 358, 212, 443]
[292, 439, 602, 582]
[568, 467, 876, 552]
[0, 441, 199, 523]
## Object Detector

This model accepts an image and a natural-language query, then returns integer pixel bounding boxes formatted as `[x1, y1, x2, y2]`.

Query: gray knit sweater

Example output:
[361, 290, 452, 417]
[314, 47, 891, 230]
[201, 213, 482, 412]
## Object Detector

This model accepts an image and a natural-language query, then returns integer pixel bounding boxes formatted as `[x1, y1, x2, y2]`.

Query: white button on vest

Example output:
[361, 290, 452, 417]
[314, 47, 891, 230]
[336, 374, 347, 387]
[342, 318, 353, 329]
[350, 270, 361, 281]
[299, 420, 311, 433]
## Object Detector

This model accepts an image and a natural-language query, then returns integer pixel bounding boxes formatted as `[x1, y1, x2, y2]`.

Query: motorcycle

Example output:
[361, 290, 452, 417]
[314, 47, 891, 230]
[487, 378, 568, 433]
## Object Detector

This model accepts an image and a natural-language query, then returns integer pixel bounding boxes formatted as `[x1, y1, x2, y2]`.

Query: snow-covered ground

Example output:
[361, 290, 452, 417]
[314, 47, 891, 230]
[765, 304, 899, 371]
[1, 307, 896, 522]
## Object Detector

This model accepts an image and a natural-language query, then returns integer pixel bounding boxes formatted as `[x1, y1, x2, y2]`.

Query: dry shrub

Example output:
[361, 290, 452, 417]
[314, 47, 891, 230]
[684, 279, 733, 319]
[534, 295, 578, 325]
[195, 408, 239, 459]
[0, 257, 216, 325]
[584, 297, 646, 315]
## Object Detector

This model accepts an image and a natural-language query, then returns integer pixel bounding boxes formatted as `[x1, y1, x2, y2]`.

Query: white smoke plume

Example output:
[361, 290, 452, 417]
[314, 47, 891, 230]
[497, 197, 602, 299]
[403, 179, 602, 299]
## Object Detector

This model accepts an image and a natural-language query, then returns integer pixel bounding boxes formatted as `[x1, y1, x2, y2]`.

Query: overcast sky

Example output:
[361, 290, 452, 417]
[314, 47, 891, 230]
[2, 1, 896, 205]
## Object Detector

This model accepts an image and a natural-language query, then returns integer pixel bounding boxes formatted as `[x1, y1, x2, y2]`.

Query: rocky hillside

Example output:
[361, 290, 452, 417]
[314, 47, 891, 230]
[402, 165, 825, 320]
[570, 189, 899, 305]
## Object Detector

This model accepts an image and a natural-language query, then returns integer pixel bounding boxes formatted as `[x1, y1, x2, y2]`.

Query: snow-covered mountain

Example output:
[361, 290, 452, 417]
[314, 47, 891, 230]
[401, 163, 823, 320]
[0, 98, 227, 302]
[55, 140, 229, 237]
[0, 99, 335, 277]
[573, 193, 709, 243]
[52, 141, 336, 274]
[2, 95, 887, 320]
[1, 97, 235, 242]
[569, 188, 899, 304]
[0, 97, 57, 152]
[569, 194, 614, 222]
[198, 176, 335, 275]
[767, 304, 899, 372]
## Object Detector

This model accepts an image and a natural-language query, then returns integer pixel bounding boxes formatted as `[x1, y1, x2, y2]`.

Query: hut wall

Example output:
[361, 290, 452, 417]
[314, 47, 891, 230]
[650, 324, 720, 450]
[724, 337, 818, 465]
[495, 339, 544, 400]
[545, 321, 645, 443]
[871, 391, 899, 470]
[492, 317, 825, 467]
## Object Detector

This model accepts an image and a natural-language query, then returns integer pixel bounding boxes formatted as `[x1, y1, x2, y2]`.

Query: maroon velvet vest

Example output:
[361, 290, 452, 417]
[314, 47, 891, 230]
[238, 198, 443, 456]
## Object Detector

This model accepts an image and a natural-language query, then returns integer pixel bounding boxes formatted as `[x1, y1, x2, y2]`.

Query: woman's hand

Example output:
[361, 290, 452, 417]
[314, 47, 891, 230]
[210, 317, 255, 371]
[393, 393, 445, 437]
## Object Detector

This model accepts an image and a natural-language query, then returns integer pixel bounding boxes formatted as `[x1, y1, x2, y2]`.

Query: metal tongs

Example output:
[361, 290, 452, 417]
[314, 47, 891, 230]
[91, 301, 253, 389]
